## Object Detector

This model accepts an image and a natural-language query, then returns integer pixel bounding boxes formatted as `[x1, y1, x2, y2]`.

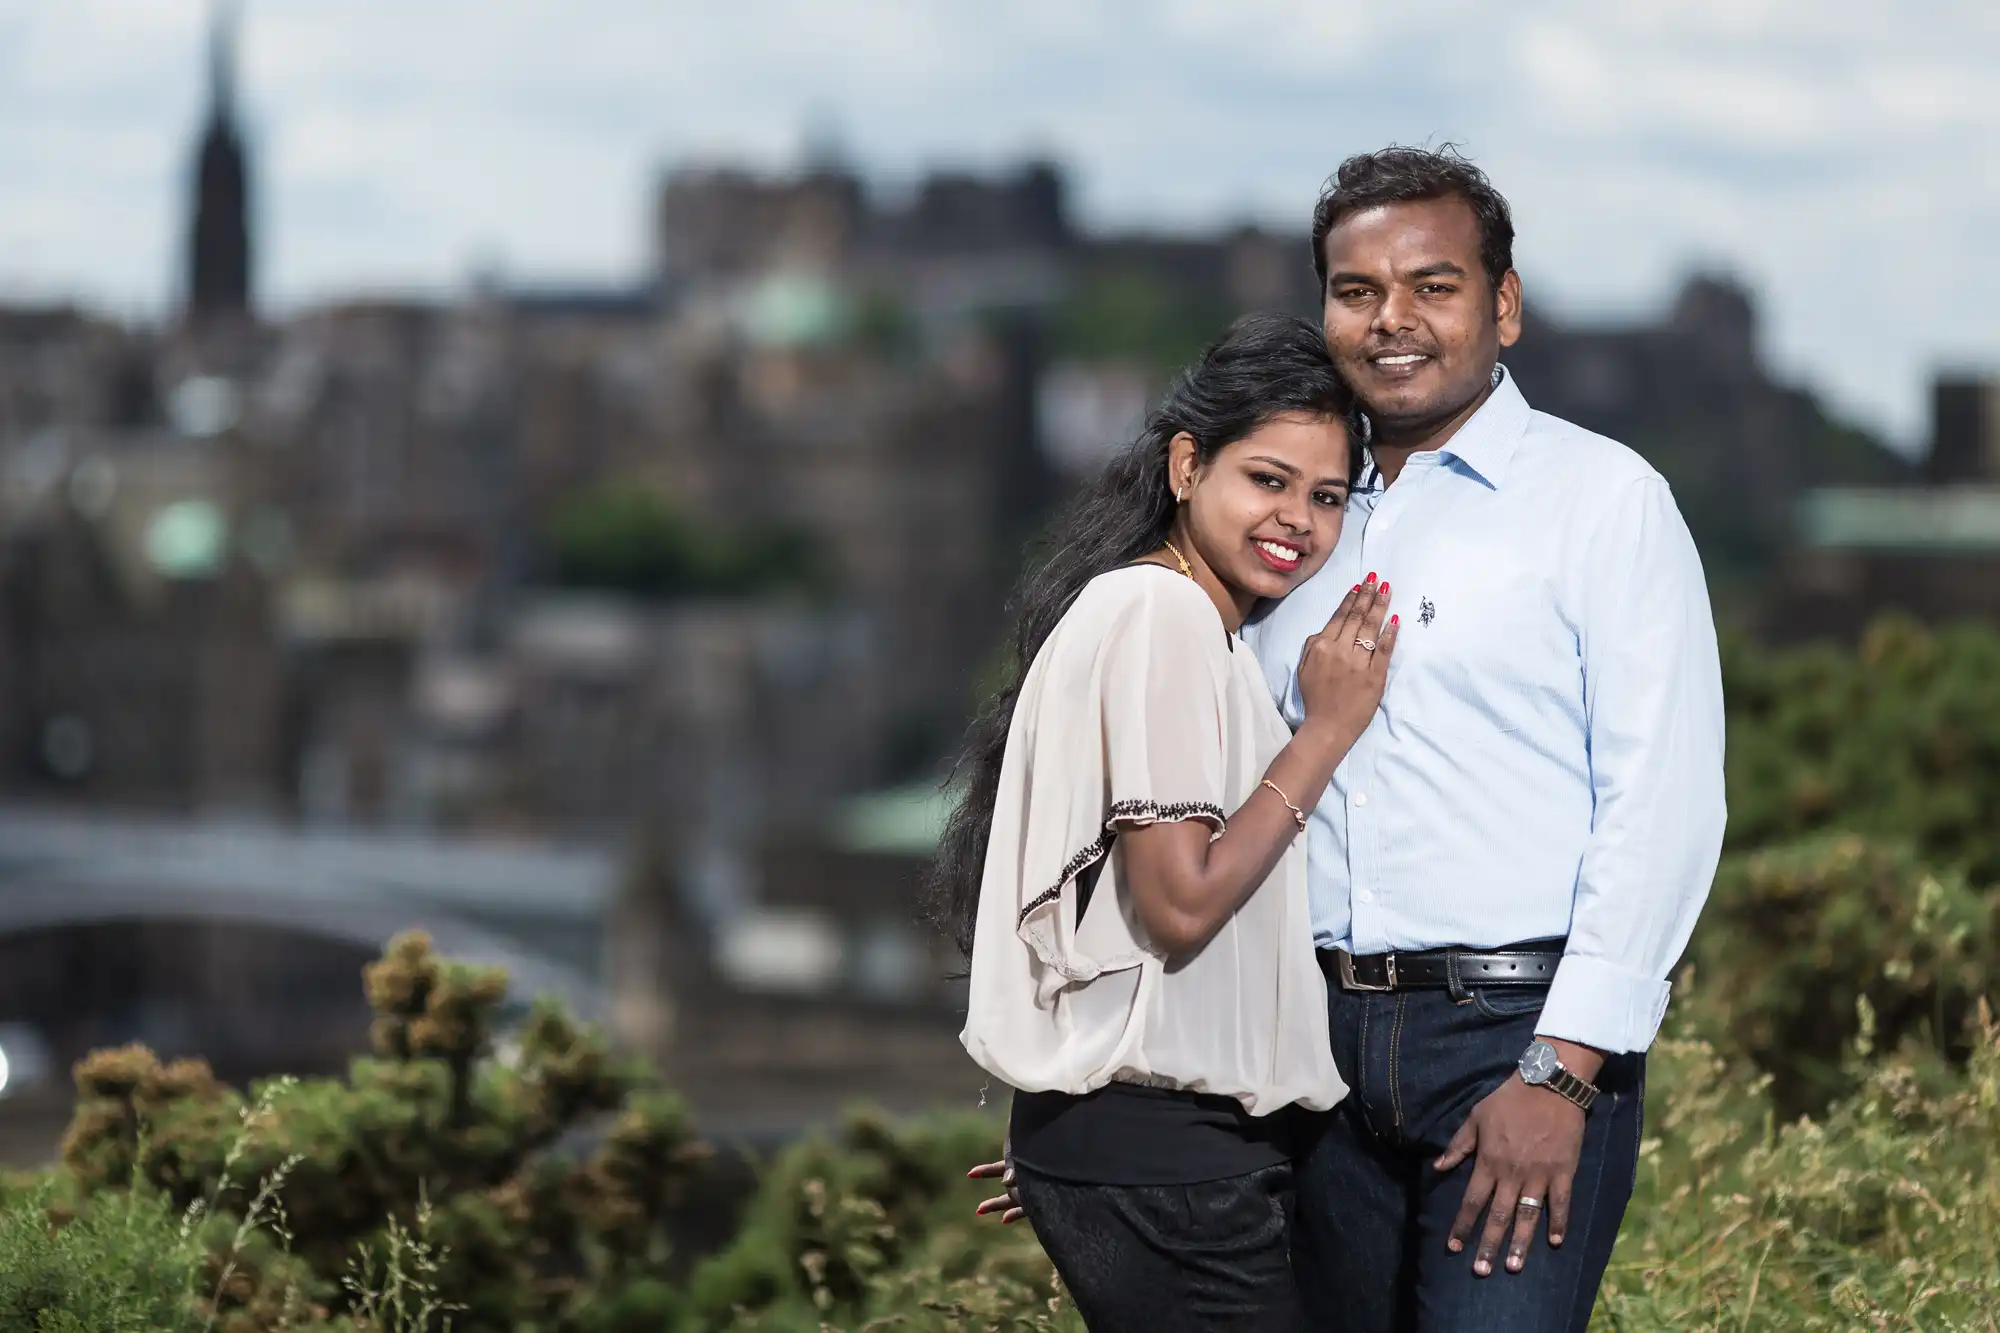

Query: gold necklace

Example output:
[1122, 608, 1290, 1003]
[1161, 538, 1194, 579]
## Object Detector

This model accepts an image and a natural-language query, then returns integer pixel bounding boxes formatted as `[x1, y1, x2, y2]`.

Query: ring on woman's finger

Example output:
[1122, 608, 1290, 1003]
[1517, 1197, 1543, 1211]
[1354, 638, 1376, 652]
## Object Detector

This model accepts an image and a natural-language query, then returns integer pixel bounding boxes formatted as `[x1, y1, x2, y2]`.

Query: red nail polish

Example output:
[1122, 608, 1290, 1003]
[1352, 584, 1361, 592]
[1378, 582, 1390, 595]
[1365, 571, 1377, 582]
[1390, 614, 1399, 625]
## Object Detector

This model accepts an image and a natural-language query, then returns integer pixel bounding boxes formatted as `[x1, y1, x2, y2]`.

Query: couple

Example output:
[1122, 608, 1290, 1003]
[931, 147, 1728, 1331]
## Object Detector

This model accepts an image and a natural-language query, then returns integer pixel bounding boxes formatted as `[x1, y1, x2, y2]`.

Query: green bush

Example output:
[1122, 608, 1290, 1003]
[1598, 1002, 2000, 1329]
[1724, 616, 2000, 886]
[0, 1178, 209, 1333]
[1682, 834, 1996, 1117]
[29, 932, 710, 1332]
[544, 482, 833, 601]
[688, 1108, 1072, 1332]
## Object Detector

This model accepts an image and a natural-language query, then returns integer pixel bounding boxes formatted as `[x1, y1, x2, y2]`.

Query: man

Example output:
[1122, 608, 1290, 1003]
[1245, 145, 1726, 1330]
[977, 146, 1725, 1331]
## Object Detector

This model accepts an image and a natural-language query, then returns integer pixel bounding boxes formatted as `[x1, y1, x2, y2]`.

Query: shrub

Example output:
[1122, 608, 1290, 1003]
[1723, 616, 2000, 886]
[43, 932, 711, 1332]
[1597, 1001, 2000, 1329]
[0, 1178, 209, 1333]
[1682, 834, 1996, 1117]
[689, 1107, 1074, 1333]
[0, 1078, 329, 1333]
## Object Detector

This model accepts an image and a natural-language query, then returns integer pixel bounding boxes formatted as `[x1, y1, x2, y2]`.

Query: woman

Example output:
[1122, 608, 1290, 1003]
[930, 312, 1397, 1330]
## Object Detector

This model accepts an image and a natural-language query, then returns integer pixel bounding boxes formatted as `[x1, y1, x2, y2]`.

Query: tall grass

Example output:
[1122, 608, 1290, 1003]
[1595, 1001, 2000, 1330]
[0, 1079, 302, 1333]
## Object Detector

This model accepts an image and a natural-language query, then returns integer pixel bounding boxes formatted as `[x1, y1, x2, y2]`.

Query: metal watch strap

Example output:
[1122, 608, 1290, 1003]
[1544, 1066, 1599, 1112]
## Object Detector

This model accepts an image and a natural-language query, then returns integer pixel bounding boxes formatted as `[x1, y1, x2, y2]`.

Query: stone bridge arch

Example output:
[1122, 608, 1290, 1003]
[0, 810, 616, 1021]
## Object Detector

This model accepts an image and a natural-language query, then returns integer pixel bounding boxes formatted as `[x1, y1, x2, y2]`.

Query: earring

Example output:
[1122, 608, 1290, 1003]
[1175, 485, 1186, 503]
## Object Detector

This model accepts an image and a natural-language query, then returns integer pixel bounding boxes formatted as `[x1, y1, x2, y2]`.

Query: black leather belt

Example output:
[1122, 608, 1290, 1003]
[1318, 940, 1565, 994]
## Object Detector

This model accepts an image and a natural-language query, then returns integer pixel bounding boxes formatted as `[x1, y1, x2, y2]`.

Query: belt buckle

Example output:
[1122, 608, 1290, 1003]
[1337, 951, 1397, 993]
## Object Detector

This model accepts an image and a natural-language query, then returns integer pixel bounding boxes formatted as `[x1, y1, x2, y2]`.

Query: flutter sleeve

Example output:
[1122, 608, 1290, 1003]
[1007, 573, 1232, 988]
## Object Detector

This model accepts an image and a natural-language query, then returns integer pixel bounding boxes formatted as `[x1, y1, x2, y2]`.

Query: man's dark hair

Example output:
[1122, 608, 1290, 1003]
[1310, 145, 1515, 295]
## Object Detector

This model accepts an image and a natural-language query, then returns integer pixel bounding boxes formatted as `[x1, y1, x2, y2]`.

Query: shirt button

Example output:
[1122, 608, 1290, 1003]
[1358, 890, 1375, 904]
[1351, 792, 1369, 807]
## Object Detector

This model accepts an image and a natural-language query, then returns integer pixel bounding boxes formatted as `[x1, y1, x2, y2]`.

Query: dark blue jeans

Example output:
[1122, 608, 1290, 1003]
[1293, 979, 1644, 1332]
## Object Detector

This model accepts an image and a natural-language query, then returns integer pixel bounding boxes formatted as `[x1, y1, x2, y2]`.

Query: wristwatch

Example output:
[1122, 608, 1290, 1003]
[1517, 1039, 1599, 1111]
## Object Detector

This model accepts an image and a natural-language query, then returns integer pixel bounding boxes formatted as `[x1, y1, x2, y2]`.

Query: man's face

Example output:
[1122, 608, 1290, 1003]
[1318, 196, 1522, 433]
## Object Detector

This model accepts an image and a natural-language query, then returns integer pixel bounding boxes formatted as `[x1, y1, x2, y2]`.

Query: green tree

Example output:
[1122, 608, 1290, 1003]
[1722, 616, 2000, 886]
[544, 483, 834, 602]
[1051, 268, 1234, 374]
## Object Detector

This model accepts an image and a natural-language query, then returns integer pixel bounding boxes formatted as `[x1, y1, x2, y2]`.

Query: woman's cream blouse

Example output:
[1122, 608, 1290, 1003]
[960, 565, 1346, 1116]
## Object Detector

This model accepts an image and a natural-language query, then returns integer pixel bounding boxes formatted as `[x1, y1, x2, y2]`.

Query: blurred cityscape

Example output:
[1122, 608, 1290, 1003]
[2, 12, 1997, 1163]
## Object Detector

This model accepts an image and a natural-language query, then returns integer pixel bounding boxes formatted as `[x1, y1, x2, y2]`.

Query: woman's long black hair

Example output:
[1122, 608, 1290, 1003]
[925, 311, 1361, 957]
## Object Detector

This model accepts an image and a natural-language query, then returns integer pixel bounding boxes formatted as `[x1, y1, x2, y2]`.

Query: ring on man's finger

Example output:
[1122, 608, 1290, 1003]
[1354, 638, 1376, 652]
[1517, 1197, 1543, 1211]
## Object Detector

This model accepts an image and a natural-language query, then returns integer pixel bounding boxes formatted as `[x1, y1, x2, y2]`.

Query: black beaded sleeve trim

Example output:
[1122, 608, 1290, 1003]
[1016, 800, 1228, 928]
[1107, 798, 1227, 829]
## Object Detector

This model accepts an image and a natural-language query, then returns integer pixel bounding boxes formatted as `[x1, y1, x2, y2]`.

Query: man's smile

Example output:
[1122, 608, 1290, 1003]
[1364, 349, 1435, 380]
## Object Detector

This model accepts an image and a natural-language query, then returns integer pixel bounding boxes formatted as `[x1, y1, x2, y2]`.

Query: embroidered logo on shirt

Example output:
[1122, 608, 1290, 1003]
[1420, 597, 1436, 626]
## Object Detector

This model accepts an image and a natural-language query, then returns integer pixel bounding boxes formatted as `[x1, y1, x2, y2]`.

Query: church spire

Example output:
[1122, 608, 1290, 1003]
[207, 0, 237, 122]
[186, 0, 252, 321]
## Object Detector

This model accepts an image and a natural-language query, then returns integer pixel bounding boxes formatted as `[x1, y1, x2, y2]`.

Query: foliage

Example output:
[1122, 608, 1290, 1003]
[694, 992, 2000, 1333]
[1051, 267, 1235, 374]
[1708, 614, 2000, 1117]
[34, 932, 710, 1332]
[1682, 834, 1996, 1117]
[1596, 1001, 2000, 1330]
[1723, 616, 2000, 887]
[677, 996, 2000, 1333]
[0, 1080, 319, 1333]
[340, 1192, 460, 1333]
[544, 482, 833, 602]
[0, 1177, 210, 1333]
[687, 1108, 1075, 1332]
[17, 948, 2000, 1332]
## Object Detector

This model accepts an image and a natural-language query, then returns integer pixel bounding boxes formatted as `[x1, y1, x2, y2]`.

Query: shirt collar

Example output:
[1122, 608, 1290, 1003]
[1360, 363, 1530, 493]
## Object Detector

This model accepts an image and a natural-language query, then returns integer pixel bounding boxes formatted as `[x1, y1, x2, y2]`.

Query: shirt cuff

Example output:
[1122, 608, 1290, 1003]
[1536, 954, 1672, 1054]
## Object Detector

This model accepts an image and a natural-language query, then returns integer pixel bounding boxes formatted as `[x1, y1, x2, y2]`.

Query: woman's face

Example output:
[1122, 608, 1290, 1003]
[1172, 413, 1353, 603]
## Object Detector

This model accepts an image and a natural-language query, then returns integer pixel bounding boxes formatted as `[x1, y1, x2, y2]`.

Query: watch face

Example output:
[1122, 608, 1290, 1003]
[1519, 1041, 1559, 1084]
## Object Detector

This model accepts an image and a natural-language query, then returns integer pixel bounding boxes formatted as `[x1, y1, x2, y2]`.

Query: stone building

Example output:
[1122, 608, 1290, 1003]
[1505, 275, 1913, 597]
[1772, 374, 2000, 639]
[0, 428, 282, 811]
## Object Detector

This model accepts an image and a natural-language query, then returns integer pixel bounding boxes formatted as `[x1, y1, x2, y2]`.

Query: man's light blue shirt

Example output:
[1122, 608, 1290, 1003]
[1241, 366, 1727, 1054]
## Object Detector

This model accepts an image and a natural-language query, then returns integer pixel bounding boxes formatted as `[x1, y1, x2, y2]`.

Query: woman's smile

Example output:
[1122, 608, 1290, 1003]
[1252, 538, 1305, 574]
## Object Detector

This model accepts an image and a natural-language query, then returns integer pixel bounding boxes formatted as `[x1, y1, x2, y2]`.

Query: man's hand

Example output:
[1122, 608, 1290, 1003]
[969, 1152, 1025, 1225]
[1435, 1038, 1602, 1276]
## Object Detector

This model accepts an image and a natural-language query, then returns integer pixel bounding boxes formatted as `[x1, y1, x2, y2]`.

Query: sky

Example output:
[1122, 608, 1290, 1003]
[1, 0, 1995, 451]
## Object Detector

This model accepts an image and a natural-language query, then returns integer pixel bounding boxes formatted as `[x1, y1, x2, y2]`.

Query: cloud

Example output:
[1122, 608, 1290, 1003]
[0, 0, 1995, 444]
